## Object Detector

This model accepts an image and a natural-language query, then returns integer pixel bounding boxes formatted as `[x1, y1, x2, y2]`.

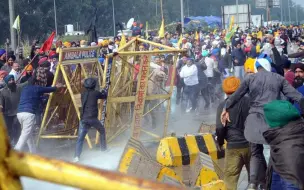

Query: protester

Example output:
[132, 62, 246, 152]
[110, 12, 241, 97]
[283, 59, 294, 86]
[180, 59, 199, 112]
[145, 67, 167, 128]
[216, 76, 250, 190]
[263, 100, 304, 190]
[231, 41, 246, 80]
[0, 75, 27, 145]
[1, 54, 16, 73]
[20, 65, 33, 84]
[9, 62, 21, 81]
[15, 77, 60, 153]
[0, 49, 6, 68]
[221, 58, 304, 189]
[74, 78, 107, 162]
[0, 70, 8, 89]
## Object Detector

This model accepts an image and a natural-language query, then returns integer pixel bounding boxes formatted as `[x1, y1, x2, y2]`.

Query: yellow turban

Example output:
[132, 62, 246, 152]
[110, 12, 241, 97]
[63, 41, 71, 48]
[244, 58, 256, 73]
[222, 77, 241, 95]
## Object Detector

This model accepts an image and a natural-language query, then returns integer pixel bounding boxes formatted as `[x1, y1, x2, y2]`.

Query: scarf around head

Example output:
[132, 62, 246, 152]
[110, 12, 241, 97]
[264, 100, 301, 128]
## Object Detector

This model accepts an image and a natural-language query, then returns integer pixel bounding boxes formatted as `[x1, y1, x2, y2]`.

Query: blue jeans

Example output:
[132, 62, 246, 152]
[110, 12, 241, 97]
[234, 66, 244, 81]
[271, 171, 299, 190]
[75, 119, 107, 158]
[182, 84, 198, 111]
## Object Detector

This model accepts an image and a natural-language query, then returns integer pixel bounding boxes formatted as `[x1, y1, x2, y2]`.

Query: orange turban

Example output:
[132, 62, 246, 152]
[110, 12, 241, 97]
[222, 77, 241, 95]
[26, 64, 33, 71]
[244, 58, 255, 73]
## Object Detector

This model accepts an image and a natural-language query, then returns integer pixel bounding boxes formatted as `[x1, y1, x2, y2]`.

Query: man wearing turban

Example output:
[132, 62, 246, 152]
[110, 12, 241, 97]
[0, 49, 6, 68]
[0, 74, 28, 146]
[221, 58, 304, 189]
[216, 76, 250, 190]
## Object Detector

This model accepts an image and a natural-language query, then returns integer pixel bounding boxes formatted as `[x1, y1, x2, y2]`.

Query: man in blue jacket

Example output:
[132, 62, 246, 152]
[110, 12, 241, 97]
[15, 77, 61, 153]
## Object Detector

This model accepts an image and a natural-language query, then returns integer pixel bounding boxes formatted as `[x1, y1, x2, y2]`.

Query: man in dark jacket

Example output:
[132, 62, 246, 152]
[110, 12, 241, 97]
[263, 100, 304, 190]
[74, 78, 107, 162]
[231, 41, 246, 80]
[15, 78, 60, 153]
[216, 76, 250, 190]
[0, 75, 27, 145]
[195, 57, 210, 109]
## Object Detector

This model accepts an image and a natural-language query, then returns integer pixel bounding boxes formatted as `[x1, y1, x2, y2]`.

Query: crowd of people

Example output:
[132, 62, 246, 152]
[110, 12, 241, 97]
[1, 22, 304, 189]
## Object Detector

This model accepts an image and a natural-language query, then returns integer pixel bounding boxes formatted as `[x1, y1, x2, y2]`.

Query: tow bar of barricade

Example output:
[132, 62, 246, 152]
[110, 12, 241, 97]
[0, 114, 185, 190]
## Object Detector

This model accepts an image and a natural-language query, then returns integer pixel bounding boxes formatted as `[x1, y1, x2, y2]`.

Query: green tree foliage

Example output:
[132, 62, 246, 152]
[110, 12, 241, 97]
[0, 0, 303, 44]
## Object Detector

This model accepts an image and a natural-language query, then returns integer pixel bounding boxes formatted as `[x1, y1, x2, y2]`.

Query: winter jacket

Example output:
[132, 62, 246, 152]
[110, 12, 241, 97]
[18, 85, 57, 114]
[0, 82, 27, 116]
[81, 89, 107, 120]
[231, 48, 246, 66]
[264, 119, 304, 189]
[180, 64, 199, 86]
[226, 70, 303, 144]
[216, 96, 250, 149]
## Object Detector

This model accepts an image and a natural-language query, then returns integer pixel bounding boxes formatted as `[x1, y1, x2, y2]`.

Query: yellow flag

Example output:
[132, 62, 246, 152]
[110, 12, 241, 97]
[158, 19, 165, 38]
[177, 35, 183, 49]
[257, 31, 263, 39]
[120, 33, 126, 47]
[229, 16, 234, 31]
[12, 15, 20, 32]
[213, 29, 217, 35]
[195, 31, 199, 40]
[145, 22, 149, 39]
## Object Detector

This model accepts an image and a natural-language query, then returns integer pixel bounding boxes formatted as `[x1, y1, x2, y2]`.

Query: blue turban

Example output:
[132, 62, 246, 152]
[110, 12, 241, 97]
[4, 75, 14, 84]
[0, 49, 6, 57]
[259, 53, 272, 63]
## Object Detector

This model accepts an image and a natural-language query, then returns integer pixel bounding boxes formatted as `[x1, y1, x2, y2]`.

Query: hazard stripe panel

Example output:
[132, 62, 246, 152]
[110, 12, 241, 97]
[157, 134, 226, 167]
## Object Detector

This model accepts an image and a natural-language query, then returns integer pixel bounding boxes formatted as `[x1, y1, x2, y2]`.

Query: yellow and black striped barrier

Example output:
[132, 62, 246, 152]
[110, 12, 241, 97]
[156, 134, 225, 167]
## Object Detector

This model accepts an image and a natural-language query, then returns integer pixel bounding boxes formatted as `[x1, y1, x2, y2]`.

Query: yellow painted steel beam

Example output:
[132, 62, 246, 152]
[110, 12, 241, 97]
[5, 151, 184, 190]
[118, 50, 184, 55]
[108, 94, 170, 103]
[137, 38, 177, 50]
[39, 135, 78, 139]
[118, 37, 137, 52]
[61, 58, 98, 66]
[61, 46, 99, 53]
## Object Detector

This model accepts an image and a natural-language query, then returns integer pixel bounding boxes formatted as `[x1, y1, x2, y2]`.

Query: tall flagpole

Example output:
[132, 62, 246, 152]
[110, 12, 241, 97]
[54, 0, 58, 36]
[112, 0, 116, 36]
[181, 0, 184, 33]
[8, 0, 16, 52]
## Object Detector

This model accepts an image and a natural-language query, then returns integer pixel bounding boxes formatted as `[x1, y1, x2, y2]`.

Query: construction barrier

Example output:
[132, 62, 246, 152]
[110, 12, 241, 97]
[118, 138, 184, 186]
[156, 134, 225, 167]
[118, 138, 226, 189]
[0, 114, 185, 190]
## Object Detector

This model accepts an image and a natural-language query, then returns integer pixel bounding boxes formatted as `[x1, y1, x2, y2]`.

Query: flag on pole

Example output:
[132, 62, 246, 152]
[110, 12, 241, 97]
[195, 31, 199, 41]
[39, 31, 56, 53]
[158, 19, 165, 38]
[12, 15, 20, 32]
[120, 33, 126, 47]
[145, 22, 149, 39]
[229, 16, 235, 31]
[177, 35, 183, 49]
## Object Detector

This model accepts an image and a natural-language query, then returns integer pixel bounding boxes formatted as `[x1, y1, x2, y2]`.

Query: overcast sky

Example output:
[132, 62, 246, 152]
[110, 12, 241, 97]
[293, 0, 304, 6]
